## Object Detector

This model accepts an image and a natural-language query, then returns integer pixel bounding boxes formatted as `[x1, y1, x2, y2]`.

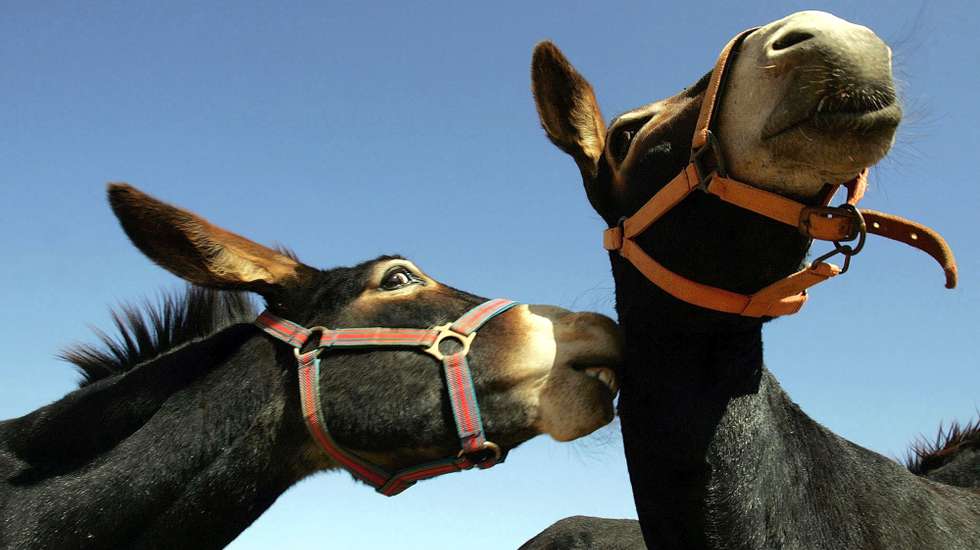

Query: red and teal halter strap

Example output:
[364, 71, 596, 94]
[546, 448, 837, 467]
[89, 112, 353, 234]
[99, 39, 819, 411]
[254, 298, 519, 496]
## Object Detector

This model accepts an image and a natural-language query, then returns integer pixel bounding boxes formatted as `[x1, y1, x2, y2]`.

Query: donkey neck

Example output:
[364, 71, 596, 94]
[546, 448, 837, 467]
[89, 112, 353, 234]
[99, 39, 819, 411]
[0, 325, 318, 550]
[616, 284, 980, 549]
[618, 317, 764, 458]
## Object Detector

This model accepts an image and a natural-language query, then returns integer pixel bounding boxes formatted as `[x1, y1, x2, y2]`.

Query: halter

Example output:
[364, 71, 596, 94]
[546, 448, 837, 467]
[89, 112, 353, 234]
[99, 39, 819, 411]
[602, 29, 958, 317]
[255, 298, 519, 496]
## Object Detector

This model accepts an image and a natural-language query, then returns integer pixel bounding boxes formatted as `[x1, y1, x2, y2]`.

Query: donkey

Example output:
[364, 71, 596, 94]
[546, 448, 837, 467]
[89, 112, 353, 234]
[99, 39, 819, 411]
[529, 10, 980, 550]
[0, 184, 622, 549]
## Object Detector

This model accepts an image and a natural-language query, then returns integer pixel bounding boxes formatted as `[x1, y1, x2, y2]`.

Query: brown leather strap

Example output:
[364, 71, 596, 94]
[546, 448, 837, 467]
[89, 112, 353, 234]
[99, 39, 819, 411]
[845, 169, 868, 205]
[692, 28, 759, 151]
[863, 210, 958, 288]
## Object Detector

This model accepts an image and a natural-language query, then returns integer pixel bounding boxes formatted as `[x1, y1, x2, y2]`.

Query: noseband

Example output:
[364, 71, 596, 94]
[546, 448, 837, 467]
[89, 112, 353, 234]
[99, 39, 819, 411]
[603, 28, 958, 317]
[255, 298, 519, 496]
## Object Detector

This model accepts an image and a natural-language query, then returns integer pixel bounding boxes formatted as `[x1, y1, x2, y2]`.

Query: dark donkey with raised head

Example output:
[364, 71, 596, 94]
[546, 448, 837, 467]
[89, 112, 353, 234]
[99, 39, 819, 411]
[527, 10, 979, 550]
[0, 184, 622, 548]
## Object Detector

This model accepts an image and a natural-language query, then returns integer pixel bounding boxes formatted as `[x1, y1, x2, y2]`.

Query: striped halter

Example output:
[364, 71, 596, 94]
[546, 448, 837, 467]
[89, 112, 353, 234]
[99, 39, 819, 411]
[255, 298, 518, 496]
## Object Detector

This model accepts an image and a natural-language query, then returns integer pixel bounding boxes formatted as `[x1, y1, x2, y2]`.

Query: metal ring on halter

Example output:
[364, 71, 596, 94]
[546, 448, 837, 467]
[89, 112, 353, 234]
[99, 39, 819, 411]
[690, 129, 728, 189]
[458, 441, 502, 465]
[293, 326, 329, 359]
[809, 207, 867, 274]
[423, 323, 477, 361]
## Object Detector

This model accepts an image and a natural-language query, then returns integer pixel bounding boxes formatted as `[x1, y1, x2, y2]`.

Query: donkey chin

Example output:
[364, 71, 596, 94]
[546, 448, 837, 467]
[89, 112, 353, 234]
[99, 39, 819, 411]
[509, 305, 623, 442]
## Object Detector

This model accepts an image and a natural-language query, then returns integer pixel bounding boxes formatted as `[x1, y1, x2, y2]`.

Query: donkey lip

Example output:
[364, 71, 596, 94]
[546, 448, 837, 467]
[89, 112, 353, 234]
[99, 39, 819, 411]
[808, 102, 902, 134]
[765, 100, 901, 140]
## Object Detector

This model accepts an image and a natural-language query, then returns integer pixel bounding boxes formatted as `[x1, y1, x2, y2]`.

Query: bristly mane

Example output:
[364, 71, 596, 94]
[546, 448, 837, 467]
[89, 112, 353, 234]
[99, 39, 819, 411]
[905, 418, 980, 476]
[61, 286, 257, 387]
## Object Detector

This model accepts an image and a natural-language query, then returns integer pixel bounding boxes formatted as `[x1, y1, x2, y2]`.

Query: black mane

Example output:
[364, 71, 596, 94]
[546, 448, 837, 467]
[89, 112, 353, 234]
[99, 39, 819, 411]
[61, 286, 257, 387]
[906, 418, 980, 476]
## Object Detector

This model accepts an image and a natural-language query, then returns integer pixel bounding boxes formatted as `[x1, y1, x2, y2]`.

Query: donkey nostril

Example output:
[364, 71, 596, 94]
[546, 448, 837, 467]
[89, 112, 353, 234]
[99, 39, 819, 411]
[772, 30, 815, 51]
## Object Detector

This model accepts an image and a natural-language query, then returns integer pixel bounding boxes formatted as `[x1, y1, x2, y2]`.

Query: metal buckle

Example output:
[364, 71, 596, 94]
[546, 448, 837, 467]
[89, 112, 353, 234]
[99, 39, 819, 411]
[423, 323, 476, 361]
[608, 216, 627, 250]
[458, 441, 502, 467]
[799, 204, 865, 241]
[690, 129, 728, 190]
[808, 205, 867, 274]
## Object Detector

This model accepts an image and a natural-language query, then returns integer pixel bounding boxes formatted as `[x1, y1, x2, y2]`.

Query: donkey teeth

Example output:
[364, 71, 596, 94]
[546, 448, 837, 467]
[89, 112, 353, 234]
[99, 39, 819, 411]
[584, 367, 619, 395]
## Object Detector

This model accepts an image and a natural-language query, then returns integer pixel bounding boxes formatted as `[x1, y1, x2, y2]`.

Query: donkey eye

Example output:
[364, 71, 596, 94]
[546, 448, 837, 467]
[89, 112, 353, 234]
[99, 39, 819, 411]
[611, 129, 636, 163]
[380, 268, 418, 290]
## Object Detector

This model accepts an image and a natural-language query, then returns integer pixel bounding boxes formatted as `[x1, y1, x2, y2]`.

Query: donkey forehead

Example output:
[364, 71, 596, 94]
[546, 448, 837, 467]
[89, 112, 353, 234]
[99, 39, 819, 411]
[606, 72, 711, 137]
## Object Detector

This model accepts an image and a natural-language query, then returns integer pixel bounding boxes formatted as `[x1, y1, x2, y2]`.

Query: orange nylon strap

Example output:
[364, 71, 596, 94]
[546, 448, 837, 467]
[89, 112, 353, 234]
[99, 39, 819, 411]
[616, 238, 840, 317]
[692, 28, 759, 151]
[740, 262, 840, 317]
[709, 175, 865, 241]
[604, 168, 863, 253]
[708, 175, 808, 227]
[618, 238, 756, 314]
[622, 164, 701, 238]
[604, 171, 958, 317]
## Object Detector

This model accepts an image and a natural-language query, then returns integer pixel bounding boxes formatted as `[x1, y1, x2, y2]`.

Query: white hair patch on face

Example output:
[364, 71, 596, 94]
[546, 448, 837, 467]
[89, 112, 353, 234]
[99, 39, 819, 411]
[512, 305, 558, 377]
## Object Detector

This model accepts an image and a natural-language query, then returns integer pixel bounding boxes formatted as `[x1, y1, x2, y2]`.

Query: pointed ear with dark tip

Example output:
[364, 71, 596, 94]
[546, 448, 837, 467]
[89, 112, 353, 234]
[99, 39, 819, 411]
[531, 41, 607, 180]
[108, 183, 312, 297]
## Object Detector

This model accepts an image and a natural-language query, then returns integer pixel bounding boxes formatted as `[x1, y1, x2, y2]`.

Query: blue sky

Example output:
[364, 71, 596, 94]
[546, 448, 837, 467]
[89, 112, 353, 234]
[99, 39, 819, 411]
[1, 1, 977, 548]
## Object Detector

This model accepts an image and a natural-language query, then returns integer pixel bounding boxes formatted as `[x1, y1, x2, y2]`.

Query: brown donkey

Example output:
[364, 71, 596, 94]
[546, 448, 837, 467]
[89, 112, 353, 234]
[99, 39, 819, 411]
[0, 185, 622, 549]
[526, 10, 979, 550]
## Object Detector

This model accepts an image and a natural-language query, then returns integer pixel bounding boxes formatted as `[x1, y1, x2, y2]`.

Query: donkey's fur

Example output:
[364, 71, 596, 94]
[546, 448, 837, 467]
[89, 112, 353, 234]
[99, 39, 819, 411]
[530, 11, 980, 550]
[521, 422, 980, 550]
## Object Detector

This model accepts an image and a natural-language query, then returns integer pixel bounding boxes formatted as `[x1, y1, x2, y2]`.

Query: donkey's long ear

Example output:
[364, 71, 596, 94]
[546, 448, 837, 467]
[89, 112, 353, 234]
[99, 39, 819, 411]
[531, 41, 606, 180]
[108, 183, 310, 297]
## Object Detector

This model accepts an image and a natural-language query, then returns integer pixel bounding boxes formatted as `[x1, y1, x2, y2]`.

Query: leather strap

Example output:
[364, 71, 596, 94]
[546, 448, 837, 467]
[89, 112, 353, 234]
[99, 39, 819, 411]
[863, 210, 957, 289]
[692, 28, 759, 150]
[603, 28, 958, 318]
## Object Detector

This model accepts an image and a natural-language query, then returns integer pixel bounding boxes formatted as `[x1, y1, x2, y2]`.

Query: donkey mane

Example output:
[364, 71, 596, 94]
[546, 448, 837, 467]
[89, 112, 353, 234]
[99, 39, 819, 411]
[906, 418, 980, 476]
[61, 286, 257, 387]
[58, 248, 309, 386]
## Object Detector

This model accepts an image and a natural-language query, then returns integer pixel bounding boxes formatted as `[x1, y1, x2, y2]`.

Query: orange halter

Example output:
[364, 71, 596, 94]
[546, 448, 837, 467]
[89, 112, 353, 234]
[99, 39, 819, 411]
[602, 29, 957, 318]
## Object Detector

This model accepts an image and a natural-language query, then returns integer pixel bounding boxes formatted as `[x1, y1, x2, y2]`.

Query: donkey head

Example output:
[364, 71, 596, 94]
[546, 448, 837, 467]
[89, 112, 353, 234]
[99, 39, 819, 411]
[108, 184, 622, 474]
[531, 11, 900, 328]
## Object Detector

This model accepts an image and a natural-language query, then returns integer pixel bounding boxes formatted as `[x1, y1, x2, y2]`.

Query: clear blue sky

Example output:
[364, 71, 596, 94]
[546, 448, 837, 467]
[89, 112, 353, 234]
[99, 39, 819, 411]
[1, 1, 977, 548]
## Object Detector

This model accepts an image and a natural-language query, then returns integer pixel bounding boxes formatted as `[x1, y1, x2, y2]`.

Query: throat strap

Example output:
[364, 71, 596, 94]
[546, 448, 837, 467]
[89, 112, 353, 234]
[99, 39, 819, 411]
[255, 298, 519, 496]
